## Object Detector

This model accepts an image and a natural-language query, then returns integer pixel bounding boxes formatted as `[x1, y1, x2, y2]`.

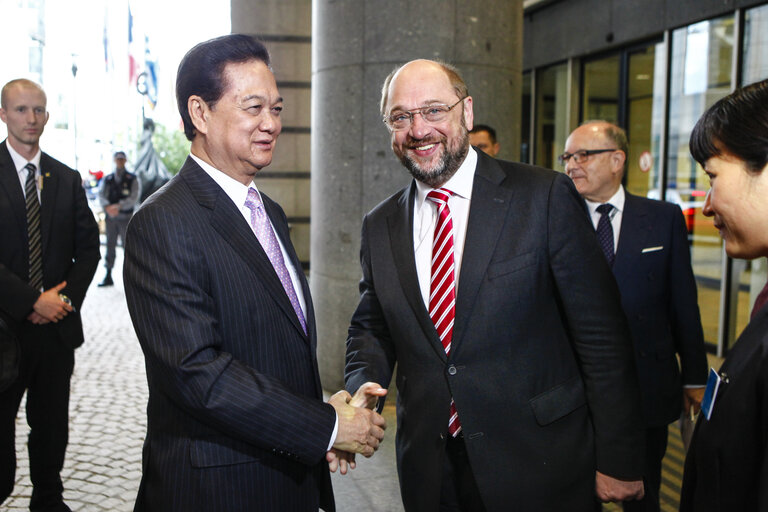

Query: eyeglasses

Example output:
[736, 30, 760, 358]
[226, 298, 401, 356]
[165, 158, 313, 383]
[383, 97, 467, 131]
[558, 149, 617, 166]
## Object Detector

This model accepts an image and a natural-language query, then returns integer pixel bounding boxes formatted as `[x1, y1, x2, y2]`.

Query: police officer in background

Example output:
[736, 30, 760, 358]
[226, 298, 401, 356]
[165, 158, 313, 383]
[97, 151, 139, 287]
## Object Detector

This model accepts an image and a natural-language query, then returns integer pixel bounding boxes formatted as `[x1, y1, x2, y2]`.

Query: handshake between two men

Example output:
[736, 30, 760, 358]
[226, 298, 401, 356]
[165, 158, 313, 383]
[327, 382, 388, 475]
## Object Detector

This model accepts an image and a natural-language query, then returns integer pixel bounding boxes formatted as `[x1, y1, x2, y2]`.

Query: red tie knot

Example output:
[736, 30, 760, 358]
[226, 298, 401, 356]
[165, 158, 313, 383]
[427, 188, 452, 206]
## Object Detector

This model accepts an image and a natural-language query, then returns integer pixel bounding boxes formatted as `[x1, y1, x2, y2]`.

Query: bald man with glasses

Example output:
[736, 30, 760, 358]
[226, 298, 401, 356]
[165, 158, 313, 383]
[563, 121, 708, 512]
[342, 60, 647, 511]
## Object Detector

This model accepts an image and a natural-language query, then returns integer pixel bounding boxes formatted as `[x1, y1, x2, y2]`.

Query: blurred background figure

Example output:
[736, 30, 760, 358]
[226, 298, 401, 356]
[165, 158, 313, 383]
[562, 120, 708, 512]
[97, 151, 139, 287]
[680, 78, 768, 511]
[133, 119, 171, 203]
[468, 124, 499, 157]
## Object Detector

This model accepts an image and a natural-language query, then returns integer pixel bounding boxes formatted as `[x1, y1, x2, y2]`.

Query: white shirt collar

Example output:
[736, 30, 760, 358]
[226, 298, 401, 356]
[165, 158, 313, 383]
[190, 153, 260, 208]
[414, 146, 477, 206]
[6, 140, 42, 175]
[585, 185, 625, 215]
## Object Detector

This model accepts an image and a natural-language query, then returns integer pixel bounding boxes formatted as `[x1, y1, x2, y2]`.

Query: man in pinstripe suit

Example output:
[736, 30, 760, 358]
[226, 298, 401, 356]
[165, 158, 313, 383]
[123, 35, 385, 512]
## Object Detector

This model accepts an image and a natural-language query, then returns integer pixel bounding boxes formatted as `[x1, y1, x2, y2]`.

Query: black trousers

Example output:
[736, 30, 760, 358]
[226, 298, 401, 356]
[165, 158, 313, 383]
[440, 434, 486, 512]
[0, 324, 74, 511]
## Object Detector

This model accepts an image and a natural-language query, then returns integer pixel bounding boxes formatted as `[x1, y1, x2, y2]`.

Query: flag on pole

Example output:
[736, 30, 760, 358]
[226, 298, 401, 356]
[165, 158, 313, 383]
[128, 4, 139, 86]
[144, 36, 158, 108]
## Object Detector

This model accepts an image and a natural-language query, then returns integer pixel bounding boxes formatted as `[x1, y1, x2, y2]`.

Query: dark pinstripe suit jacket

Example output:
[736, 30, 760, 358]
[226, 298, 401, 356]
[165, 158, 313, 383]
[124, 157, 336, 512]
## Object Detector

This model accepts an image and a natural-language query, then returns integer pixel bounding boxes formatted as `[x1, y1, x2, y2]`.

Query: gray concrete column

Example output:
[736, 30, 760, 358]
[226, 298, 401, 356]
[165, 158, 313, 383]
[231, 0, 313, 267]
[311, 0, 523, 390]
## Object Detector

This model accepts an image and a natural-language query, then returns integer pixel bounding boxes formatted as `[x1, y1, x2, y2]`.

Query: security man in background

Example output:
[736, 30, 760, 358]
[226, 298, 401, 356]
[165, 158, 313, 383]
[97, 151, 139, 287]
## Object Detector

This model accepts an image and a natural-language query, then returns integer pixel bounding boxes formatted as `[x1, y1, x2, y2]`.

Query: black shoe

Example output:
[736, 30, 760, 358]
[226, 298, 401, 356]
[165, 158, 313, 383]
[98, 274, 114, 287]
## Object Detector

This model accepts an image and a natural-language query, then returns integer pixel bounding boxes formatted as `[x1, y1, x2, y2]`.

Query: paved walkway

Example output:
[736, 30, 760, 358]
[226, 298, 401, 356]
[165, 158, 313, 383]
[4, 250, 403, 511]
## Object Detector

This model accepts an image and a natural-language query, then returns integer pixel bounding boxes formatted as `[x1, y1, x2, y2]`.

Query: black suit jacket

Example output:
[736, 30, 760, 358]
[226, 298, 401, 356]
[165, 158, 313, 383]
[612, 192, 708, 426]
[0, 140, 99, 347]
[345, 151, 645, 511]
[680, 303, 768, 510]
[124, 157, 335, 512]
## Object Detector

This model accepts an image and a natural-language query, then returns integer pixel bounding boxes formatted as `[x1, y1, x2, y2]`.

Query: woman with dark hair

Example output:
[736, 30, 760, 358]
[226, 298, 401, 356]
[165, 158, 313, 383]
[680, 78, 768, 511]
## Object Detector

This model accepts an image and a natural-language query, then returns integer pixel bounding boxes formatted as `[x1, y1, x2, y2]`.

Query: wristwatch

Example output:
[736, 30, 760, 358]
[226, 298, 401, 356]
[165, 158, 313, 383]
[59, 294, 76, 313]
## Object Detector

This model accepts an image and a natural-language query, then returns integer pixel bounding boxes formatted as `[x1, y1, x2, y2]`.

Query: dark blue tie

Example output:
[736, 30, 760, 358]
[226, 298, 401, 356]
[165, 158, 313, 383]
[596, 203, 615, 267]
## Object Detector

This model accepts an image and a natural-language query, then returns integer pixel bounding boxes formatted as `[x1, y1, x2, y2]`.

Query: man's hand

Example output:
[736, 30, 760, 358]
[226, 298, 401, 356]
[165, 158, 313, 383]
[326, 448, 356, 475]
[683, 387, 706, 416]
[105, 204, 120, 218]
[326, 384, 387, 474]
[595, 471, 644, 502]
[29, 281, 72, 323]
[329, 390, 386, 458]
[350, 382, 387, 409]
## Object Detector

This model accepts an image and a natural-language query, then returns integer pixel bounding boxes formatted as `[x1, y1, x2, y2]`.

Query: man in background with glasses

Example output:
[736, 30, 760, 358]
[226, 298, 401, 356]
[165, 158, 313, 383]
[343, 59, 646, 511]
[562, 121, 708, 512]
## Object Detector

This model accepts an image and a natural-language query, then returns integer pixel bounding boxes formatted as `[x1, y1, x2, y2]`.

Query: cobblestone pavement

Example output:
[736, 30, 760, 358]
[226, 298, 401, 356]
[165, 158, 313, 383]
[3, 250, 404, 511]
[5, 252, 146, 511]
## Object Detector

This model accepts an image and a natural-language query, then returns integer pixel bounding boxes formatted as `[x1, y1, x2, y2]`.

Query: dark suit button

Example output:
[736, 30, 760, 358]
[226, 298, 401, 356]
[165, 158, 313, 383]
[439, 432, 445, 440]
[448, 365, 457, 376]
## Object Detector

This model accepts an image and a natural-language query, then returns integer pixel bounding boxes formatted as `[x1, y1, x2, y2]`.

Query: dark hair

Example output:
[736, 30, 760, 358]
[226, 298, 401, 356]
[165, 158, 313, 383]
[470, 124, 497, 143]
[176, 34, 271, 141]
[690, 78, 768, 173]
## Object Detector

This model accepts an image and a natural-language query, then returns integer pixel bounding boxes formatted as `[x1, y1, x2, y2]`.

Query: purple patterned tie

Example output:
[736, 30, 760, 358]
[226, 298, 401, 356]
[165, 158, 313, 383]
[244, 188, 307, 334]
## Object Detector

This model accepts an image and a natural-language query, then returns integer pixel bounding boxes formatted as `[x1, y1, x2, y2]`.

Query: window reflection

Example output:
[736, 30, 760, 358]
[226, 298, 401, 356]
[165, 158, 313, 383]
[534, 63, 568, 169]
[668, 16, 734, 349]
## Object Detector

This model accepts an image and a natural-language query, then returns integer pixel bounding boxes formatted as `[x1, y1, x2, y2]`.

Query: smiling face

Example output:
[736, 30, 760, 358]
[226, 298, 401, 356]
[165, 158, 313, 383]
[702, 153, 768, 259]
[384, 60, 473, 188]
[190, 59, 282, 185]
[563, 122, 625, 203]
[0, 81, 49, 158]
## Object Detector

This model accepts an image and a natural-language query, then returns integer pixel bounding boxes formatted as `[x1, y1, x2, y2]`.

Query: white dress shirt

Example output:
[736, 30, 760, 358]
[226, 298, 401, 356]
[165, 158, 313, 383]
[584, 185, 625, 251]
[413, 147, 478, 306]
[7, 142, 42, 202]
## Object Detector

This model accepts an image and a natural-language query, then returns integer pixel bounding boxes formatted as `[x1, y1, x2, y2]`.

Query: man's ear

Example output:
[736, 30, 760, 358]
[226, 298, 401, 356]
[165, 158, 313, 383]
[463, 96, 474, 132]
[612, 150, 626, 174]
[188, 95, 209, 136]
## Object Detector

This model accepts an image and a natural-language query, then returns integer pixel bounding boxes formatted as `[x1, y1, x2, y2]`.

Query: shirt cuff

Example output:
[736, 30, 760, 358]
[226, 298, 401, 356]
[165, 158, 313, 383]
[326, 412, 339, 451]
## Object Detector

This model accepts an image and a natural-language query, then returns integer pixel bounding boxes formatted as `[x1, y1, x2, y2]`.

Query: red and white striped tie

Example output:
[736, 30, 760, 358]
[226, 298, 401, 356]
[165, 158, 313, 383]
[427, 188, 461, 437]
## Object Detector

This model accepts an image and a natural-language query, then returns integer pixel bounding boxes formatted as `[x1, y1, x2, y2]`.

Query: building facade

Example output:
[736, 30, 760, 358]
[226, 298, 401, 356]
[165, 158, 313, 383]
[522, 0, 768, 355]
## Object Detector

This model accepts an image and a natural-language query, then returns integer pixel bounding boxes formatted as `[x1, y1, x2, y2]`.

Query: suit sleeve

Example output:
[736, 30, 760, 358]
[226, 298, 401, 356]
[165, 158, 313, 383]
[345, 215, 397, 406]
[123, 203, 335, 465]
[0, 264, 40, 321]
[667, 205, 708, 386]
[547, 173, 645, 479]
